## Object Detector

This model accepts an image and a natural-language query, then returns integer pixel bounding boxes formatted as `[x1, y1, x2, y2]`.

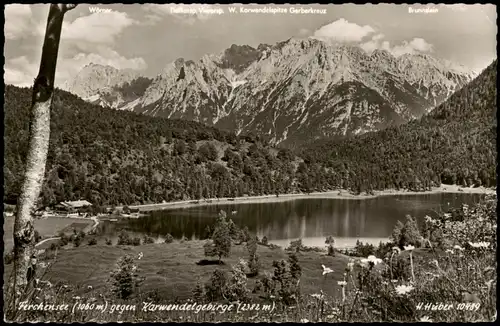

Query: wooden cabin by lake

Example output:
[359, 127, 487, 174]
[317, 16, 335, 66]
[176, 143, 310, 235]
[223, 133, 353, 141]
[54, 200, 92, 217]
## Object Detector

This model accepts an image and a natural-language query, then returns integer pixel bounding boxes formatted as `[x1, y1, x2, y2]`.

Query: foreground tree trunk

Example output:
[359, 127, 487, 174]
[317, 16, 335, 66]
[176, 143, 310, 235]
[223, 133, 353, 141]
[11, 3, 76, 305]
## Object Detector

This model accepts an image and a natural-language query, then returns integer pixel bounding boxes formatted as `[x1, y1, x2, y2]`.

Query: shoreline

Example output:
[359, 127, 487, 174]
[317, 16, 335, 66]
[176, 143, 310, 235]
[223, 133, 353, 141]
[124, 184, 495, 212]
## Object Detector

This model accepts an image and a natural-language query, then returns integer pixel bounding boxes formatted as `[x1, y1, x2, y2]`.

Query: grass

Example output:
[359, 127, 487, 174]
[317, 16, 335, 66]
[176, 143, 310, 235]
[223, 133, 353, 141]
[3, 240, 350, 301]
[3, 195, 496, 322]
[3, 216, 93, 252]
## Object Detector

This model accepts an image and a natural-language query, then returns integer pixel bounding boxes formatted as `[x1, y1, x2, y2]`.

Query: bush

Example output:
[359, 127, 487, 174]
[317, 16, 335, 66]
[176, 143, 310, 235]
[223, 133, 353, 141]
[105, 238, 113, 246]
[117, 230, 131, 245]
[204, 269, 229, 301]
[192, 280, 206, 303]
[269, 254, 302, 305]
[49, 243, 60, 251]
[375, 241, 394, 260]
[247, 236, 260, 277]
[109, 254, 144, 299]
[131, 237, 141, 246]
[87, 238, 97, 246]
[325, 235, 335, 256]
[73, 236, 81, 247]
[203, 225, 213, 240]
[78, 230, 86, 240]
[227, 219, 239, 240]
[260, 236, 269, 246]
[225, 260, 251, 302]
[287, 239, 303, 252]
[239, 226, 251, 243]
[391, 215, 422, 249]
[58, 232, 69, 246]
[143, 235, 155, 244]
[34, 230, 41, 243]
[354, 240, 375, 257]
[164, 233, 174, 244]
[268, 243, 281, 250]
[205, 210, 231, 263]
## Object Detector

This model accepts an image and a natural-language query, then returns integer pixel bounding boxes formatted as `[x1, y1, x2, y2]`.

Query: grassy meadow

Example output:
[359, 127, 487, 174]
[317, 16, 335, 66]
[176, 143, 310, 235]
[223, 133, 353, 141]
[3, 194, 497, 323]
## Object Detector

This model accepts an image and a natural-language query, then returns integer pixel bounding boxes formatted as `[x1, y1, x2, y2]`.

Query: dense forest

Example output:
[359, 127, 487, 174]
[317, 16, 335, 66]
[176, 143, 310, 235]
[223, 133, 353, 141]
[4, 86, 301, 207]
[300, 60, 497, 193]
[3, 60, 496, 207]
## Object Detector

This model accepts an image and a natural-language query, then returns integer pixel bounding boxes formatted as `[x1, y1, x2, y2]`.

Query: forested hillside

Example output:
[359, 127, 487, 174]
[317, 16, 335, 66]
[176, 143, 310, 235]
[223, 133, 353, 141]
[3, 61, 496, 207]
[300, 60, 497, 193]
[3, 86, 303, 207]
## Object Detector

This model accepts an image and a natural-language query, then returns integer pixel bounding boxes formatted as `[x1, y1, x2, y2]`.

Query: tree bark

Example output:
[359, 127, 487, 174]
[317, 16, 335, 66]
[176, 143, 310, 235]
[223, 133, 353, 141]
[11, 3, 76, 304]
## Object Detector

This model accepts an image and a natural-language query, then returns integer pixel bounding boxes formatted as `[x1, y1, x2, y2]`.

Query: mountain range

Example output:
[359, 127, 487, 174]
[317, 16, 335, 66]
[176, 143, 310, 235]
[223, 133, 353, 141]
[62, 37, 475, 146]
[4, 59, 496, 206]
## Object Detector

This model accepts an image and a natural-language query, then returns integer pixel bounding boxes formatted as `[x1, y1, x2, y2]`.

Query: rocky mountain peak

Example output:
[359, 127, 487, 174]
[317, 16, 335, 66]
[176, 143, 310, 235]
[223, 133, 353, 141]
[63, 62, 139, 99]
[66, 36, 476, 146]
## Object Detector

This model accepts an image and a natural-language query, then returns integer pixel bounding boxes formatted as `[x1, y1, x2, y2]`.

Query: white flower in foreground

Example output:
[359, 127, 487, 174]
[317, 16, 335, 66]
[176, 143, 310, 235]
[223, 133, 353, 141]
[420, 316, 433, 322]
[138, 252, 144, 260]
[453, 245, 465, 251]
[337, 280, 347, 287]
[403, 245, 415, 251]
[300, 318, 309, 323]
[445, 249, 454, 254]
[468, 241, 490, 249]
[392, 246, 401, 254]
[72, 296, 81, 300]
[87, 285, 93, 290]
[395, 284, 414, 295]
[360, 255, 383, 267]
[444, 213, 452, 219]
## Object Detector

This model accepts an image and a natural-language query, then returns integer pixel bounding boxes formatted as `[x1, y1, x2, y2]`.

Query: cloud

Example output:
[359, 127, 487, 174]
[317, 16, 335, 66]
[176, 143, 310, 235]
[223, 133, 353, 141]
[372, 33, 385, 41]
[361, 33, 434, 57]
[389, 38, 434, 56]
[4, 56, 38, 86]
[313, 19, 435, 58]
[4, 4, 35, 40]
[60, 11, 137, 44]
[408, 38, 433, 52]
[312, 18, 375, 43]
[142, 4, 218, 25]
[5, 6, 146, 88]
[4, 49, 147, 88]
[360, 34, 387, 52]
[360, 40, 378, 53]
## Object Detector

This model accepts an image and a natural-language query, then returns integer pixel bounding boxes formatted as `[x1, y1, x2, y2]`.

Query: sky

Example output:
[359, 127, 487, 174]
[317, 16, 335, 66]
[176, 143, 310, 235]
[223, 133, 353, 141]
[4, 3, 497, 87]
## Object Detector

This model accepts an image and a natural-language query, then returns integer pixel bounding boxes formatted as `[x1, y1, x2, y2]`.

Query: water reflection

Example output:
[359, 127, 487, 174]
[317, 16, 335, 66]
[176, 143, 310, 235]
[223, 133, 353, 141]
[116, 193, 484, 248]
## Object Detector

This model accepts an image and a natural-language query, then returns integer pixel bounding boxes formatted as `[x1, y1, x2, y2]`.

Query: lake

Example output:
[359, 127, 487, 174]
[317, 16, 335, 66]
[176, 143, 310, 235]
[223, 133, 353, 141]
[112, 193, 485, 248]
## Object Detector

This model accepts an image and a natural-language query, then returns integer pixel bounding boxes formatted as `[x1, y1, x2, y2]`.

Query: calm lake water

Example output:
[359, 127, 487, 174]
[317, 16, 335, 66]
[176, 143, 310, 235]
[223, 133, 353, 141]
[111, 193, 485, 248]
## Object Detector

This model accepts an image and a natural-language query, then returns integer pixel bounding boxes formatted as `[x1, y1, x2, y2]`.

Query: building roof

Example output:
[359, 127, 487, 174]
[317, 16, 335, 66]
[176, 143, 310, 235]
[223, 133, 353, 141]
[59, 200, 92, 208]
